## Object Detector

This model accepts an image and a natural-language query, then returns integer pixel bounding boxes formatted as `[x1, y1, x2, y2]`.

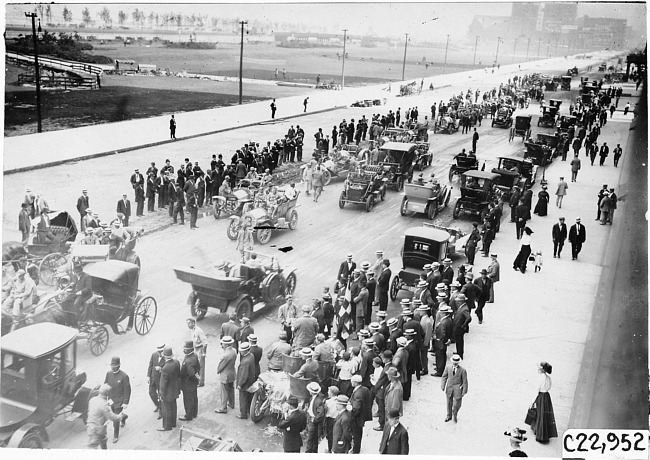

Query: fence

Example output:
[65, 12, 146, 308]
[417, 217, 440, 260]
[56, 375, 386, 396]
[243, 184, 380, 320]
[6, 51, 105, 77]
[18, 72, 98, 89]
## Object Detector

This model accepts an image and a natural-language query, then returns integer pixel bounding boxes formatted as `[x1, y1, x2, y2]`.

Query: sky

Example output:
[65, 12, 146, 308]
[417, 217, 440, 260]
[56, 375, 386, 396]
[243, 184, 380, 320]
[5, 2, 647, 42]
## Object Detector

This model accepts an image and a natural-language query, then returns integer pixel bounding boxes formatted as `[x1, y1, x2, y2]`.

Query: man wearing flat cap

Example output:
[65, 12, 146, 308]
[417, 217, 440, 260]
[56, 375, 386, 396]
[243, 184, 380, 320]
[159, 347, 180, 431]
[379, 408, 409, 455]
[305, 382, 325, 453]
[278, 396, 308, 452]
[147, 344, 166, 416]
[332, 395, 353, 453]
[350, 374, 372, 453]
[215, 336, 237, 414]
[236, 342, 256, 419]
[87, 384, 127, 449]
[103, 357, 131, 443]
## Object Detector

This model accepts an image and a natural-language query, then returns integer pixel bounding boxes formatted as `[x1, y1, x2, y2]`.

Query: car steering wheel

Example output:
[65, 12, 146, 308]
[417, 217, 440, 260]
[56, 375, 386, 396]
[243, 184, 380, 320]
[42, 363, 61, 385]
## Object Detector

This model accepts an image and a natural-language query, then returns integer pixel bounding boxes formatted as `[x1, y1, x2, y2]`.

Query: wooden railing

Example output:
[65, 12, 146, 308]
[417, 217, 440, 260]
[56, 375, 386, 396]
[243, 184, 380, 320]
[18, 72, 98, 89]
[6, 51, 105, 77]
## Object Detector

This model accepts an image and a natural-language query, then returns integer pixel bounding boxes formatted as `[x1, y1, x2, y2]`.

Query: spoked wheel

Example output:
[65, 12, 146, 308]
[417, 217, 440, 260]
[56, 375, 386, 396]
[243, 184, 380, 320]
[288, 210, 299, 230]
[285, 273, 297, 295]
[17, 432, 43, 448]
[237, 298, 253, 321]
[134, 296, 157, 335]
[89, 326, 109, 356]
[453, 201, 462, 219]
[213, 204, 221, 220]
[400, 197, 408, 216]
[365, 195, 375, 212]
[257, 228, 272, 245]
[322, 169, 332, 186]
[226, 220, 239, 240]
[338, 192, 346, 209]
[389, 276, 400, 301]
[427, 201, 438, 220]
[250, 391, 267, 423]
[448, 166, 456, 182]
[190, 302, 208, 320]
[39, 253, 67, 286]
[380, 186, 386, 201]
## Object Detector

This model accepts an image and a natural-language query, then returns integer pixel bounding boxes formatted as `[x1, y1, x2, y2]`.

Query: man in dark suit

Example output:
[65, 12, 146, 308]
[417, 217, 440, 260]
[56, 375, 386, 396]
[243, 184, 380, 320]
[103, 356, 131, 444]
[452, 296, 471, 359]
[305, 382, 325, 453]
[215, 336, 236, 413]
[220, 313, 240, 351]
[376, 259, 392, 312]
[236, 342, 256, 419]
[440, 354, 468, 423]
[76, 189, 90, 230]
[130, 169, 144, 195]
[552, 217, 568, 258]
[147, 344, 165, 416]
[433, 306, 453, 376]
[379, 409, 409, 454]
[473, 269, 493, 325]
[460, 273, 480, 311]
[179, 341, 200, 421]
[332, 394, 352, 453]
[278, 396, 308, 452]
[159, 347, 181, 431]
[568, 217, 587, 260]
[248, 335, 263, 380]
[359, 338, 378, 388]
[116, 194, 131, 227]
[350, 375, 372, 453]
[173, 182, 185, 225]
[337, 254, 356, 286]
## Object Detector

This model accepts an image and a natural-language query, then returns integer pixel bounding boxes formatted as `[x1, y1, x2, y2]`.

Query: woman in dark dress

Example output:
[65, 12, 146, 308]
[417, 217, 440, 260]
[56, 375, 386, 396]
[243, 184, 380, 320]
[531, 362, 558, 443]
[533, 186, 550, 216]
[505, 427, 528, 457]
[513, 227, 534, 273]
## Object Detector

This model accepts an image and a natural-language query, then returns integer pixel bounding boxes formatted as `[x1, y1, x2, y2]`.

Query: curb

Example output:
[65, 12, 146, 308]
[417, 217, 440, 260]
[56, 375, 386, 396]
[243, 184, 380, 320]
[3, 105, 347, 175]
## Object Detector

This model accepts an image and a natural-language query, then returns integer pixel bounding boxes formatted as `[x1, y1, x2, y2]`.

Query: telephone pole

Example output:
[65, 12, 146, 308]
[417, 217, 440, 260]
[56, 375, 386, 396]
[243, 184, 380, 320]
[512, 38, 517, 64]
[537, 38, 542, 58]
[495, 36, 502, 67]
[526, 37, 531, 61]
[401, 33, 409, 80]
[473, 35, 479, 66]
[238, 20, 247, 105]
[443, 35, 450, 73]
[25, 12, 42, 133]
[341, 29, 347, 88]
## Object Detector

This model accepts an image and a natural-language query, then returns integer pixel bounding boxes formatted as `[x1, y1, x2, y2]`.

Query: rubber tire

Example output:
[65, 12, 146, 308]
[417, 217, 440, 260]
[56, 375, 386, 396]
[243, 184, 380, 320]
[396, 176, 404, 191]
[250, 391, 266, 423]
[288, 210, 298, 230]
[322, 169, 332, 186]
[365, 195, 375, 212]
[17, 432, 43, 449]
[389, 276, 400, 301]
[380, 186, 386, 201]
[89, 326, 109, 356]
[214, 203, 221, 220]
[285, 273, 297, 295]
[39, 253, 67, 286]
[227, 220, 238, 240]
[400, 197, 408, 216]
[191, 302, 208, 320]
[453, 201, 461, 219]
[448, 166, 455, 182]
[428, 201, 437, 220]
[257, 228, 272, 245]
[339, 191, 346, 209]
[237, 298, 253, 321]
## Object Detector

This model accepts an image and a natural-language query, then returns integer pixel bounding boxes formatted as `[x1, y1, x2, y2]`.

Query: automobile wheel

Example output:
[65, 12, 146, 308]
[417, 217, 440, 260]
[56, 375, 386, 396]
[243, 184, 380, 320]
[444, 190, 451, 207]
[396, 176, 404, 191]
[389, 276, 400, 301]
[39, 253, 67, 286]
[285, 273, 297, 295]
[250, 390, 267, 423]
[226, 220, 239, 240]
[453, 201, 462, 219]
[288, 210, 298, 230]
[537, 119, 541, 127]
[89, 326, 109, 356]
[257, 228, 272, 245]
[214, 203, 221, 220]
[134, 296, 157, 335]
[17, 432, 43, 449]
[448, 166, 455, 182]
[190, 300, 208, 320]
[491, 120, 495, 127]
[237, 298, 253, 321]
[338, 191, 346, 209]
[322, 170, 332, 186]
[428, 201, 437, 220]
[365, 195, 375, 212]
[400, 197, 408, 216]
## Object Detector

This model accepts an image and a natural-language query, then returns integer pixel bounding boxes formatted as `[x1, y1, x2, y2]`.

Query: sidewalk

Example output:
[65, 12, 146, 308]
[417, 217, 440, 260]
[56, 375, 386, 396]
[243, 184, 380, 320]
[3, 51, 619, 174]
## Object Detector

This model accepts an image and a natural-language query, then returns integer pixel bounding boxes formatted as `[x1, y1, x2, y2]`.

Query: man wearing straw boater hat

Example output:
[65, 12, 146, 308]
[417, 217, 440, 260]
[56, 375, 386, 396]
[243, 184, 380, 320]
[215, 336, 236, 414]
[441, 354, 468, 423]
[235, 341, 256, 420]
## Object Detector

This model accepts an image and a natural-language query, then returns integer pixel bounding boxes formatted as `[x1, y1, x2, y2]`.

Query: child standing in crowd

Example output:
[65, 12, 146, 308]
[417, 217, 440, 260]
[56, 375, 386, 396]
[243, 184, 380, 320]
[534, 250, 544, 273]
[324, 386, 340, 453]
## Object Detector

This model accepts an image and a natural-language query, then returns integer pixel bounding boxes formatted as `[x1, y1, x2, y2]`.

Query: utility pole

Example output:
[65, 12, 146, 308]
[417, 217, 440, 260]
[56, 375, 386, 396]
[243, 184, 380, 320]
[526, 37, 531, 61]
[537, 38, 542, 59]
[443, 34, 450, 73]
[495, 36, 502, 67]
[401, 33, 409, 80]
[341, 29, 347, 88]
[238, 20, 247, 105]
[512, 38, 517, 64]
[25, 12, 42, 133]
[546, 41, 550, 58]
[554, 38, 559, 56]
[473, 35, 479, 66]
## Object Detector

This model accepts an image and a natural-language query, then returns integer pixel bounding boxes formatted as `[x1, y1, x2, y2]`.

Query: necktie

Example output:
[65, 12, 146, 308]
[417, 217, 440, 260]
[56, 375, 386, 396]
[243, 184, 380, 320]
[453, 368, 456, 376]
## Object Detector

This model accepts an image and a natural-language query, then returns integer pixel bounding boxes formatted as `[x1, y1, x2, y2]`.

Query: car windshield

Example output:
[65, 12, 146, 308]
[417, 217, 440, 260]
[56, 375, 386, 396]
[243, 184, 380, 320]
[499, 160, 520, 172]
[2, 351, 38, 406]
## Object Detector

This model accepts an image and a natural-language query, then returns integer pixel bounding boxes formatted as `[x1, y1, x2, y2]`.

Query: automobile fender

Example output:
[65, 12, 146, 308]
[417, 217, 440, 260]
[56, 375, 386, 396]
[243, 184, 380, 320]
[455, 233, 471, 250]
[6, 423, 49, 448]
[255, 218, 273, 228]
[224, 293, 253, 315]
[229, 215, 241, 223]
[213, 195, 226, 207]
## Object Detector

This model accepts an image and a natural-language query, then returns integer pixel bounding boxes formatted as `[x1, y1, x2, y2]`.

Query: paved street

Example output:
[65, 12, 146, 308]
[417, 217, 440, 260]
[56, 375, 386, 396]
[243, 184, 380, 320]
[2, 52, 645, 455]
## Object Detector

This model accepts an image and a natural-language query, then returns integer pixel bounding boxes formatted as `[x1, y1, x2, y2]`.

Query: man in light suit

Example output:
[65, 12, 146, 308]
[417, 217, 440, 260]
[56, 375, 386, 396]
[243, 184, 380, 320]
[440, 354, 468, 423]
[214, 336, 236, 413]
[568, 217, 587, 260]
[379, 409, 409, 455]
[116, 194, 131, 227]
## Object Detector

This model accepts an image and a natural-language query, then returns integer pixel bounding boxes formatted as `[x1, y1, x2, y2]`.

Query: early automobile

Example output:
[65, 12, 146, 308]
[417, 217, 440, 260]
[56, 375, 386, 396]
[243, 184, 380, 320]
[561, 75, 572, 91]
[1, 323, 90, 448]
[212, 187, 255, 220]
[491, 156, 538, 199]
[338, 168, 387, 212]
[379, 129, 431, 170]
[173, 251, 297, 322]
[377, 142, 418, 191]
[567, 66, 579, 76]
[226, 189, 299, 245]
[537, 106, 559, 128]
[491, 106, 514, 128]
[452, 171, 501, 221]
[557, 115, 577, 133]
[509, 115, 532, 142]
[400, 178, 451, 219]
[320, 144, 367, 185]
[448, 152, 480, 182]
[433, 116, 459, 134]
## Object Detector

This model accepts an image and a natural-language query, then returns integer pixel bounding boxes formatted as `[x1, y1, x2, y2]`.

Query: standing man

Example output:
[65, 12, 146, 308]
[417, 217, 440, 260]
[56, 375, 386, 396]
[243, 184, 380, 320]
[77, 189, 90, 231]
[465, 222, 480, 263]
[472, 128, 479, 153]
[292, 305, 319, 352]
[187, 190, 199, 230]
[350, 374, 372, 453]
[552, 217, 568, 258]
[158, 347, 181, 431]
[473, 269, 492, 324]
[452, 295, 471, 358]
[266, 331, 292, 371]
[441, 354, 468, 423]
[303, 97, 309, 112]
[236, 342, 256, 420]
[278, 295, 298, 344]
[270, 99, 277, 119]
[169, 114, 176, 139]
[220, 313, 240, 351]
[147, 344, 165, 416]
[249, 335, 263, 379]
[613, 144, 623, 167]
[86, 384, 127, 449]
[433, 305, 453, 376]
[556, 176, 568, 208]
[187, 317, 207, 387]
[568, 217, 586, 261]
[486, 253, 500, 303]
[332, 395, 353, 453]
[377, 259, 392, 312]
[214, 336, 236, 414]
[305, 382, 325, 453]
[379, 409, 410, 455]
[278, 396, 308, 452]
[18, 203, 31, 246]
[179, 340, 200, 421]
[608, 188, 618, 224]
[103, 357, 131, 444]
[116, 194, 131, 227]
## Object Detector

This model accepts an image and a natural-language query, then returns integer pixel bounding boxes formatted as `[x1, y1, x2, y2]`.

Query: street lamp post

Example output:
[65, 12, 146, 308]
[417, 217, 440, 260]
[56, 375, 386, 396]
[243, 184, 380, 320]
[443, 34, 450, 73]
[401, 33, 409, 80]
[238, 20, 248, 105]
[495, 36, 502, 67]
[341, 29, 347, 88]
[526, 37, 531, 61]
[25, 12, 42, 133]
[512, 38, 517, 64]
[473, 35, 479, 66]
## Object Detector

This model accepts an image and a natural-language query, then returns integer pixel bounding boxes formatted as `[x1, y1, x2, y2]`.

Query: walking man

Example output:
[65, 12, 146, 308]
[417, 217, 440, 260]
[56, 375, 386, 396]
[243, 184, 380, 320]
[599, 142, 609, 166]
[147, 344, 165, 416]
[179, 340, 200, 421]
[271, 99, 277, 119]
[215, 336, 237, 413]
[568, 217, 586, 260]
[556, 177, 568, 207]
[169, 115, 176, 139]
[472, 128, 479, 153]
[552, 217, 568, 258]
[103, 357, 131, 444]
[613, 144, 623, 167]
[441, 354, 468, 423]
[86, 384, 127, 449]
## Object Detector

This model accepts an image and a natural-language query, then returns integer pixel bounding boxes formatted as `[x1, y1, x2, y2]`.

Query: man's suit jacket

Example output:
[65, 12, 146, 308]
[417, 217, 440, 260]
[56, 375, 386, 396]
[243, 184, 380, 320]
[236, 353, 256, 390]
[332, 409, 352, 453]
[552, 223, 567, 242]
[147, 351, 164, 387]
[159, 358, 181, 401]
[392, 348, 408, 384]
[359, 349, 377, 387]
[18, 210, 31, 234]
[104, 369, 131, 407]
[377, 268, 391, 292]
[76, 195, 89, 216]
[180, 352, 200, 392]
[379, 422, 409, 455]
[116, 199, 131, 218]
[568, 223, 586, 244]
[221, 321, 240, 350]
[217, 347, 237, 383]
[337, 260, 356, 283]
[130, 173, 144, 189]
[350, 385, 372, 425]
[384, 380, 403, 416]
[487, 260, 500, 283]
[278, 409, 308, 452]
[251, 345, 263, 379]
[441, 364, 468, 398]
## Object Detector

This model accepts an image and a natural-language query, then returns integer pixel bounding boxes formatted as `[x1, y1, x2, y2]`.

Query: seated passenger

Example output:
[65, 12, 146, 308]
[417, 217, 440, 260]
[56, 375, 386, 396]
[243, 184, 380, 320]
[456, 149, 467, 159]
[79, 227, 100, 245]
[245, 168, 259, 180]
[415, 174, 425, 185]
[284, 183, 298, 200]
[246, 253, 263, 270]
[293, 348, 319, 380]
[2, 269, 36, 321]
